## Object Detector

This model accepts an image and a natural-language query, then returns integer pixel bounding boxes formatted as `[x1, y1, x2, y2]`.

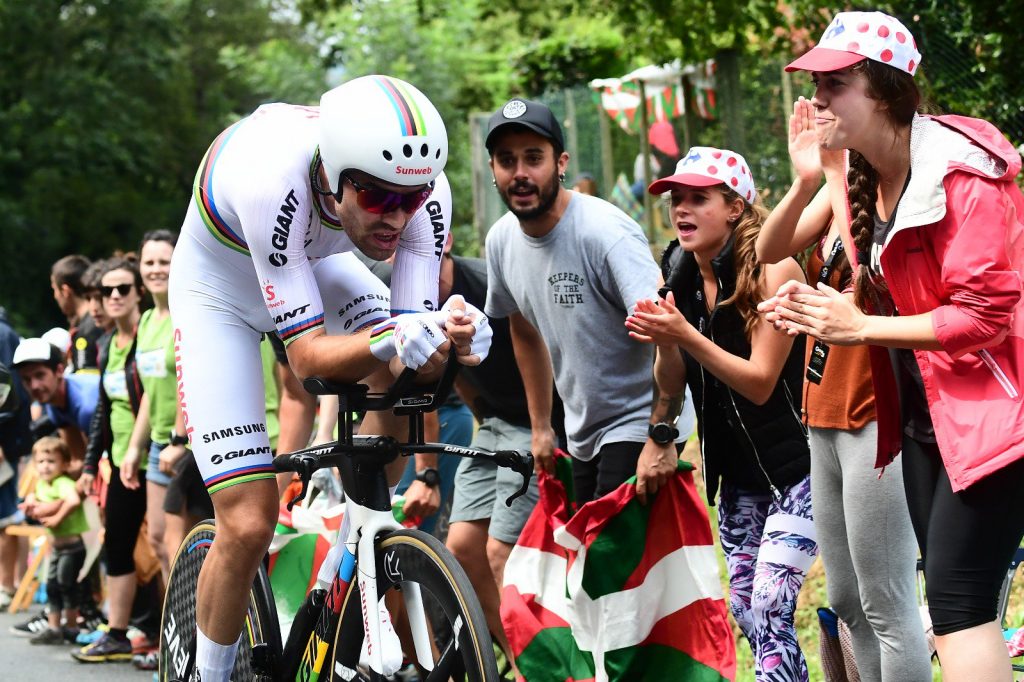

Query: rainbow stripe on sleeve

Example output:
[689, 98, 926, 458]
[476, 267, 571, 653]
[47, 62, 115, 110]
[204, 464, 277, 495]
[193, 121, 249, 254]
[279, 313, 325, 346]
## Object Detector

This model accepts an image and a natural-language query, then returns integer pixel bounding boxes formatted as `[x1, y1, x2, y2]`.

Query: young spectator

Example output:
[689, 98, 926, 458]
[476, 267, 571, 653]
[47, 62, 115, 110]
[75, 257, 146, 663]
[762, 11, 1024, 681]
[50, 255, 103, 374]
[755, 96, 930, 678]
[483, 98, 686, 507]
[125, 230, 182, 580]
[627, 148, 815, 681]
[19, 436, 89, 645]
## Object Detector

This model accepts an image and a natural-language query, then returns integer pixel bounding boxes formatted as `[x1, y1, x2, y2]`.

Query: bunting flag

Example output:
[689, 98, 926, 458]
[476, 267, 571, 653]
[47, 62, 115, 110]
[267, 502, 344, 623]
[607, 173, 644, 223]
[591, 81, 686, 134]
[691, 59, 719, 120]
[502, 455, 736, 682]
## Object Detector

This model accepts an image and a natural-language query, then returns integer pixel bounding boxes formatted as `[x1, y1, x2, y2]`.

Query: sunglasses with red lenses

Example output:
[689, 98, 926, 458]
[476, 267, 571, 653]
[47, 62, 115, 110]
[344, 175, 434, 215]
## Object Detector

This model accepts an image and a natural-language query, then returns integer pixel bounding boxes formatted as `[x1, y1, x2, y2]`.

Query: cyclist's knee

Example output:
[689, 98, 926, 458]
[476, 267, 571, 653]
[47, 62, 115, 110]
[211, 480, 278, 556]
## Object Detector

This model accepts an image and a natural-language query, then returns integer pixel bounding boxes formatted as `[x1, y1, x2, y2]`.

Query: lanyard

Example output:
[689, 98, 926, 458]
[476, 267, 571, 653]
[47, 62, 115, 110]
[816, 236, 844, 286]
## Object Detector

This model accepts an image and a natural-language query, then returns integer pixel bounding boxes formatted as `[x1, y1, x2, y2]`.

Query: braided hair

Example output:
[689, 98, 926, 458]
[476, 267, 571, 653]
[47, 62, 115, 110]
[846, 59, 921, 311]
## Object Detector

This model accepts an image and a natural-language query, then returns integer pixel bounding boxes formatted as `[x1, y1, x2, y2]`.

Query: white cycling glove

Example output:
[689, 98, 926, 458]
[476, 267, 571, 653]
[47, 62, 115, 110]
[440, 296, 493, 365]
[368, 313, 447, 370]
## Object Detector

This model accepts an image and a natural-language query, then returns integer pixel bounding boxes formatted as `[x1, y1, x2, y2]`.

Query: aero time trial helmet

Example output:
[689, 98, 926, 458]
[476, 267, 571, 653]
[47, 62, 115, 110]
[319, 75, 448, 193]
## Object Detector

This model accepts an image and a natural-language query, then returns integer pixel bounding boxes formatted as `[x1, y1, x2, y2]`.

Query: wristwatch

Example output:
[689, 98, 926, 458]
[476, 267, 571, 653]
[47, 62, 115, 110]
[648, 422, 679, 446]
[415, 467, 441, 488]
[169, 430, 189, 447]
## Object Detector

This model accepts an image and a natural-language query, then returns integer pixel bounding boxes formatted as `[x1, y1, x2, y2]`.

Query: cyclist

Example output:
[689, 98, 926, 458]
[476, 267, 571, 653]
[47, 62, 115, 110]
[168, 75, 491, 682]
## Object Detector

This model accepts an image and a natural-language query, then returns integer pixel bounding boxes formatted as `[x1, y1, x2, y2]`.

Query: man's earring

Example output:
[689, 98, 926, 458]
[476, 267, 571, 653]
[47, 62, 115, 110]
[559, 173, 565, 183]
[492, 178, 497, 187]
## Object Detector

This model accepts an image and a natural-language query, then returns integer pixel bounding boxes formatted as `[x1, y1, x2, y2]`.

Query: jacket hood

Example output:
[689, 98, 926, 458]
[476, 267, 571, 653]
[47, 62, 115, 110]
[931, 114, 1021, 180]
[882, 115, 1018, 240]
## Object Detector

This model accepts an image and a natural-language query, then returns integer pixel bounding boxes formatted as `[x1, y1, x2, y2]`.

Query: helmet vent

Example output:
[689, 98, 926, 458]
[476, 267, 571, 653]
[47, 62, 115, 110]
[435, 149, 441, 159]
[402, 144, 413, 158]
[420, 144, 429, 157]
[382, 150, 393, 161]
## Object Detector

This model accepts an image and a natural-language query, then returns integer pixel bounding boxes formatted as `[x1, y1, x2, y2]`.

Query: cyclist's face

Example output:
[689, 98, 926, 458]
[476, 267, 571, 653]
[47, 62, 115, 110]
[140, 240, 174, 298]
[336, 172, 429, 262]
[490, 129, 568, 222]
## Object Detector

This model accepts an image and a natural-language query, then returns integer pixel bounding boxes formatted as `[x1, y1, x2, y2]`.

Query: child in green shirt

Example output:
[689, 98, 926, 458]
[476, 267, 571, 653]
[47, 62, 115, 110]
[20, 436, 89, 645]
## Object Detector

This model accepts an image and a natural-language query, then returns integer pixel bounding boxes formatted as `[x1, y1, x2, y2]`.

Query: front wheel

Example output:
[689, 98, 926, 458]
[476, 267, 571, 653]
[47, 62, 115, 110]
[158, 520, 282, 681]
[330, 529, 498, 682]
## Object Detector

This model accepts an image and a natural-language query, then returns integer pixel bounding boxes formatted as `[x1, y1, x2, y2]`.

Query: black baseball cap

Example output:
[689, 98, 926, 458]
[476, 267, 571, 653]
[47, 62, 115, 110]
[485, 99, 565, 153]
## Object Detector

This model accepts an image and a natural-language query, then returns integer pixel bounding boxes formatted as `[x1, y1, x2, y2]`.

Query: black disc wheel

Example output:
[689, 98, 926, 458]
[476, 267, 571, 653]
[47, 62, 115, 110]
[158, 520, 282, 681]
[329, 529, 498, 682]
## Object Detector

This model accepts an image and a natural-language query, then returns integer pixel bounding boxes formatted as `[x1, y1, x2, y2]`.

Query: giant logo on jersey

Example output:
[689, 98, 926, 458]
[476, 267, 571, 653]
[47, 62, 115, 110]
[269, 189, 300, 267]
[426, 199, 445, 260]
[276, 304, 311, 325]
[210, 446, 271, 465]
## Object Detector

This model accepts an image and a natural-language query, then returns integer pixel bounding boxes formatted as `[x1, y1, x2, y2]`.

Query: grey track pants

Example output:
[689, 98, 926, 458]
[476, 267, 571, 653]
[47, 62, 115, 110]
[810, 423, 932, 682]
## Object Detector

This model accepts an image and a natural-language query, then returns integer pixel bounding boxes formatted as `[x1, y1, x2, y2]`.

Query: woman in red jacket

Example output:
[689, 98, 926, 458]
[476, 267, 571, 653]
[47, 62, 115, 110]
[761, 10, 1024, 681]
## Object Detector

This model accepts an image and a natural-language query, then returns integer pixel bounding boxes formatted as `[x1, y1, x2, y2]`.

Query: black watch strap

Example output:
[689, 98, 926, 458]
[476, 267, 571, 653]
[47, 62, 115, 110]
[648, 422, 679, 445]
[169, 431, 189, 447]
[415, 467, 441, 488]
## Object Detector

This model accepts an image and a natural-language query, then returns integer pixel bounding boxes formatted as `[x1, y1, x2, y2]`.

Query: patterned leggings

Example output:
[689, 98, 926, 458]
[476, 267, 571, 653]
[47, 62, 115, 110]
[718, 476, 817, 682]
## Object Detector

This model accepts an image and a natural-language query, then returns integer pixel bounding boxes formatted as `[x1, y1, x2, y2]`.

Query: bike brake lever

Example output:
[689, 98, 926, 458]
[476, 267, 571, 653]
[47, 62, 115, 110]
[501, 450, 535, 507]
[286, 454, 318, 511]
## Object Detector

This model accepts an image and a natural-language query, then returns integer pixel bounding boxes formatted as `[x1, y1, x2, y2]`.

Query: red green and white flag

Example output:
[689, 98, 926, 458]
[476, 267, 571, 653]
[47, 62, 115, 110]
[268, 502, 344, 623]
[502, 455, 736, 681]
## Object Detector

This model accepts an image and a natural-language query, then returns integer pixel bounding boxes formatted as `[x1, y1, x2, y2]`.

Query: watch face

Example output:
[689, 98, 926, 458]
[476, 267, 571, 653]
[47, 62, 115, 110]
[417, 468, 440, 487]
[650, 422, 675, 444]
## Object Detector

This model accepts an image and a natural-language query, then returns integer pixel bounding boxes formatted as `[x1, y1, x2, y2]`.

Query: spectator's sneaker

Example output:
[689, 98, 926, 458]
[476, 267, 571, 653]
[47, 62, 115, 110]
[71, 632, 133, 662]
[77, 609, 106, 633]
[29, 627, 66, 645]
[76, 625, 107, 645]
[0, 589, 13, 610]
[9, 611, 49, 637]
[129, 627, 158, 654]
[132, 650, 158, 670]
[62, 626, 81, 643]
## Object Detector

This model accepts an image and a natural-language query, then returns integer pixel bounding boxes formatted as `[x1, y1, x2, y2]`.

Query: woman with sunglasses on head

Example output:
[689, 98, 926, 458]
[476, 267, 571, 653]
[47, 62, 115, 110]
[627, 149, 816, 681]
[168, 76, 493, 682]
[75, 256, 147, 662]
[761, 11, 1024, 681]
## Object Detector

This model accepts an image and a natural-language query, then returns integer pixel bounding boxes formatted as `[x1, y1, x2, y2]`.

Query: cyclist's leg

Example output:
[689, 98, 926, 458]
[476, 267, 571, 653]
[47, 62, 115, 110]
[172, 286, 278, 681]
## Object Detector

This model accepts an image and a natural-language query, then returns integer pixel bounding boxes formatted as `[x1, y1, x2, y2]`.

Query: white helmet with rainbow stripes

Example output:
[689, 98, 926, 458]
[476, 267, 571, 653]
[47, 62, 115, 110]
[319, 75, 448, 192]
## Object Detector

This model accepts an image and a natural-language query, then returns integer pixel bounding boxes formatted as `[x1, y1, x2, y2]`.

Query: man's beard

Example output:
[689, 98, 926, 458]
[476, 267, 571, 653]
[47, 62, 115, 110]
[500, 173, 560, 222]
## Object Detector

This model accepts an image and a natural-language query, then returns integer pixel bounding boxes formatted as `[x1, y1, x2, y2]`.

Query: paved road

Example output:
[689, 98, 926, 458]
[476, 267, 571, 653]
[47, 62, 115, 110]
[0, 608, 153, 681]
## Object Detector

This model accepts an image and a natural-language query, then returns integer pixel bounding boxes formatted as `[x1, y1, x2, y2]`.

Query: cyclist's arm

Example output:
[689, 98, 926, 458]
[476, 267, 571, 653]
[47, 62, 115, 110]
[391, 173, 451, 314]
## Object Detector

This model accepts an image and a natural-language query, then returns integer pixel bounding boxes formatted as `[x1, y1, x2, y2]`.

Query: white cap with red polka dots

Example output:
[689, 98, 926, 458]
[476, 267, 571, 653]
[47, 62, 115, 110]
[648, 146, 758, 204]
[786, 11, 921, 76]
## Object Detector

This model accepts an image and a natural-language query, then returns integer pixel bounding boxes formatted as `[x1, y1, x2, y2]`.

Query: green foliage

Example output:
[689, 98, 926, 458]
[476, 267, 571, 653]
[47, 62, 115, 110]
[512, 15, 629, 93]
[0, 0, 321, 333]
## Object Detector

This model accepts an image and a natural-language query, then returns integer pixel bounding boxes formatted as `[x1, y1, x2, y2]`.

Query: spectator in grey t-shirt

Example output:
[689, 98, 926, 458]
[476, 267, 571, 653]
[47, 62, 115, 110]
[483, 98, 692, 504]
